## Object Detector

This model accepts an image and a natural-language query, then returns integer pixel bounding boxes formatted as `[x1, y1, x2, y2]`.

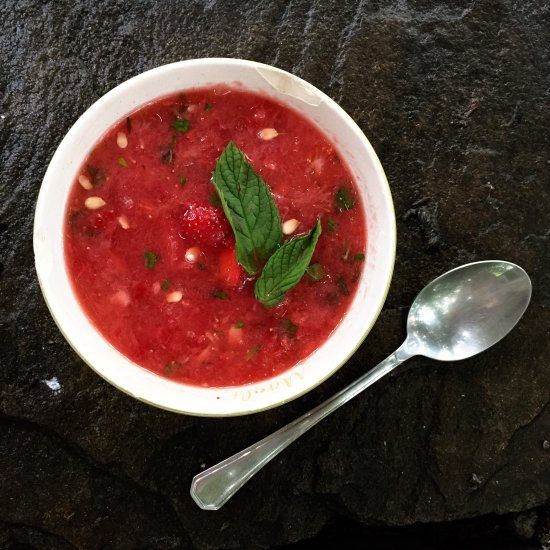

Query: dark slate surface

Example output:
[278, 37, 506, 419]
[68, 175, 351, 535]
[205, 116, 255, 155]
[1, 0, 549, 548]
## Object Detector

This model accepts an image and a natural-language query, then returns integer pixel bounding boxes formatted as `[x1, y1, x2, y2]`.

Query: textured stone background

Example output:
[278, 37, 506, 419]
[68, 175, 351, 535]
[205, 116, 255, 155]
[1, 0, 549, 548]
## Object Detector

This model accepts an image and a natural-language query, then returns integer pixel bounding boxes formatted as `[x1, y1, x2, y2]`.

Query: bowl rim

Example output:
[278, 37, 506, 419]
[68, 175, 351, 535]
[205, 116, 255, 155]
[34, 57, 396, 416]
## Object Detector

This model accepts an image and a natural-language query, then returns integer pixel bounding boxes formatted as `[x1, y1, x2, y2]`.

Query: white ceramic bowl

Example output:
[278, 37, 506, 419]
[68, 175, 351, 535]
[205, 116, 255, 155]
[34, 58, 395, 416]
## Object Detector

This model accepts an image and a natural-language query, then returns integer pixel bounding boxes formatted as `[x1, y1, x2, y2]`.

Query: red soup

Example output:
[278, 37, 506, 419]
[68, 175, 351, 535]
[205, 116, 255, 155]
[64, 87, 366, 387]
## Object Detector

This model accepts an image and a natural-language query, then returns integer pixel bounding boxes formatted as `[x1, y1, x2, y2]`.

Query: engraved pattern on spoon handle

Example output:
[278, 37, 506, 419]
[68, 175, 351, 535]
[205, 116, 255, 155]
[190, 344, 413, 510]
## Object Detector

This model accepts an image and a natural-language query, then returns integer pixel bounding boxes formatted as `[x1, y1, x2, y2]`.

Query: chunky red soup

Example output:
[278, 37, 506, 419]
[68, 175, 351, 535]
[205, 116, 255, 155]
[64, 86, 366, 387]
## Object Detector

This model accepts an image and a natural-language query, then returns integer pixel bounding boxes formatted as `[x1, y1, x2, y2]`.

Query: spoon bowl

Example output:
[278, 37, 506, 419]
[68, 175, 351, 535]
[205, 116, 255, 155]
[406, 261, 532, 361]
[190, 260, 532, 510]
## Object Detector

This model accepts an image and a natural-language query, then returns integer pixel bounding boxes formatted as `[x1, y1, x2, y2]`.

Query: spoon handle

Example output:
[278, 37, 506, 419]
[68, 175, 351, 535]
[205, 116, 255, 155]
[190, 344, 413, 510]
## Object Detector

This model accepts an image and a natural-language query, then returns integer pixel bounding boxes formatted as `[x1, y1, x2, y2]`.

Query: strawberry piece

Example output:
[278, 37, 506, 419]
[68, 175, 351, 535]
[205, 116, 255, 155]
[218, 247, 243, 287]
[179, 203, 230, 247]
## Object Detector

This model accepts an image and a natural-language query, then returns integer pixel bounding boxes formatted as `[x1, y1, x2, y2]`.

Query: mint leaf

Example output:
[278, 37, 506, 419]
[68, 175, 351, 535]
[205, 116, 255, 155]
[144, 251, 158, 269]
[278, 318, 298, 339]
[164, 360, 182, 375]
[306, 262, 324, 281]
[213, 141, 282, 275]
[337, 274, 350, 295]
[326, 217, 337, 233]
[255, 219, 322, 307]
[246, 344, 262, 361]
[87, 165, 105, 186]
[335, 186, 355, 211]
[173, 119, 189, 132]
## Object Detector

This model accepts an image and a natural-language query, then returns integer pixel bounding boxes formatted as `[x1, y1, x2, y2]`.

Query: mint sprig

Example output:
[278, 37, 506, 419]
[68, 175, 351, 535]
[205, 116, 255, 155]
[255, 219, 322, 307]
[213, 142, 283, 275]
[213, 142, 324, 307]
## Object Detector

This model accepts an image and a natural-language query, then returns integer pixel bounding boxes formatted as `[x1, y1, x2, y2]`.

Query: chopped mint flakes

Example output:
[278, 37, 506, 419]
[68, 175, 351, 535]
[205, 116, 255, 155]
[144, 251, 159, 269]
[173, 119, 190, 132]
[335, 186, 355, 212]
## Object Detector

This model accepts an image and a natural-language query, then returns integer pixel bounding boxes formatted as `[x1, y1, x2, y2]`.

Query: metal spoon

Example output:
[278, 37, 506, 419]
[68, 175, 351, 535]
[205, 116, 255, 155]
[190, 260, 531, 510]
